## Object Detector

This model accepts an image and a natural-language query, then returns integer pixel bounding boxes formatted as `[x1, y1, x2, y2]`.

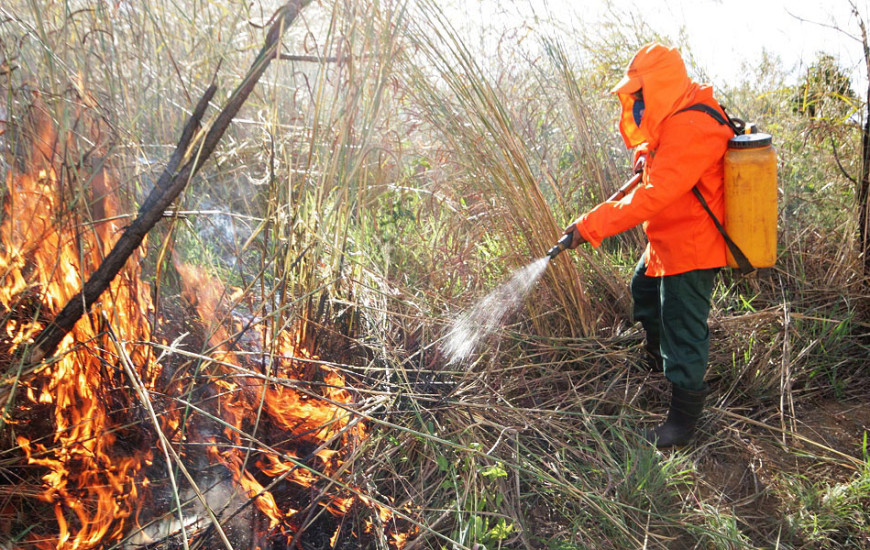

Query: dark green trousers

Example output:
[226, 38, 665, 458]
[630, 258, 717, 391]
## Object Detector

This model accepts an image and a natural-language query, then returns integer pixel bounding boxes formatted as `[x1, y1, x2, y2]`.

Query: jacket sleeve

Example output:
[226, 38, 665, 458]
[574, 114, 727, 247]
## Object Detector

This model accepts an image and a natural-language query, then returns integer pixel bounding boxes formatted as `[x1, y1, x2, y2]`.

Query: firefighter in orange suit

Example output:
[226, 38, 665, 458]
[563, 43, 733, 448]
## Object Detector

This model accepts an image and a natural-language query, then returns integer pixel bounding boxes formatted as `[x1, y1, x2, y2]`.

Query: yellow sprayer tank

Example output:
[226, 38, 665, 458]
[723, 133, 778, 269]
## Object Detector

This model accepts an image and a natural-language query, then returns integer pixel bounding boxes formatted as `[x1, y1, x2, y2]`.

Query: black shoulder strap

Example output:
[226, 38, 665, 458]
[678, 103, 744, 134]
[678, 103, 756, 276]
[691, 187, 756, 276]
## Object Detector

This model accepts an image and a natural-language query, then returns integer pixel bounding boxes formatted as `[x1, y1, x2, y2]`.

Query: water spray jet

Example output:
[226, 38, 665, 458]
[443, 173, 643, 363]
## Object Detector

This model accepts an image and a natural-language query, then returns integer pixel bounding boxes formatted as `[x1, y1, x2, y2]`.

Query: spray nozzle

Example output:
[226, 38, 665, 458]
[547, 233, 573, 260]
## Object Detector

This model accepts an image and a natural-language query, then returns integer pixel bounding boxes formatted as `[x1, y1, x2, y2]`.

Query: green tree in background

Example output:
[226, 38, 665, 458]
[792, 53, 857, 120]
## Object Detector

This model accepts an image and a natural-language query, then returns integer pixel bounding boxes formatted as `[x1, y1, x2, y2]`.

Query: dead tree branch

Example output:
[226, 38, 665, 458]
[29, 0, 313, 363]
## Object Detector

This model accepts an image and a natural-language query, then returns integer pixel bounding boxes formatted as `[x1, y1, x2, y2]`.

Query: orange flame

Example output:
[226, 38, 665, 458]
[2, 98, 157, 548]
[172, 259, 410, 544]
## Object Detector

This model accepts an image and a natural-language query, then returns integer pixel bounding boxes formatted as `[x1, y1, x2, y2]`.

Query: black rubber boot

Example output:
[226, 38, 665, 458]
[645, 384, 707, 449]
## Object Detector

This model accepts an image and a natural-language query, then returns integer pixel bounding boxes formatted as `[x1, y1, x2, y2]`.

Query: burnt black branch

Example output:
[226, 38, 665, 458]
[28, 0, 314, 364]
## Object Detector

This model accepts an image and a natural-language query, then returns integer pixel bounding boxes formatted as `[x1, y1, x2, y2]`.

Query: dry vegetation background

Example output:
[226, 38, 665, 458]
[0, 0, 868, 549]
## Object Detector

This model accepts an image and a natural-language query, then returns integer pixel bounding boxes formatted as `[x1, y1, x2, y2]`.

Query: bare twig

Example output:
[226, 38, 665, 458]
[830, 135, 859, 185]
[277, 53, 346, 63]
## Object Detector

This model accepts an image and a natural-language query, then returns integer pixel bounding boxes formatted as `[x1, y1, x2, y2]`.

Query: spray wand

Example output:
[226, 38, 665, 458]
[546, 172, 643, 261]
[546, 233, 573, 259]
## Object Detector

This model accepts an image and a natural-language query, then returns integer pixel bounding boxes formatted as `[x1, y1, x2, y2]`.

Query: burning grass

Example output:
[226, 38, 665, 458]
[0, 95, 415, 548]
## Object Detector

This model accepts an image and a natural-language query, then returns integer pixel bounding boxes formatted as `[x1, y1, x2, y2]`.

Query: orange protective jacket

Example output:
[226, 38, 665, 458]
[574, 43, 733, 276]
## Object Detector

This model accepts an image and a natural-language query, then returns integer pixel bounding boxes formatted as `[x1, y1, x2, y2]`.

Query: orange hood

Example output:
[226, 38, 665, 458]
[612, 43, 702, 149]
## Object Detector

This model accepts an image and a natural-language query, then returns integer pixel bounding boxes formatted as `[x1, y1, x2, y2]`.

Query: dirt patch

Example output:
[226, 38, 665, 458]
[694, 396, 869, 545]
[793, 398, 870, 461]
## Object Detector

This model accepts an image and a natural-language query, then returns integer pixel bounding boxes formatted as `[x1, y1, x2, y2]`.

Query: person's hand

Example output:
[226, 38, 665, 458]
[633, 153, 646, 174]
[561, 222, 587, 249]
[633, 143, 648, 174]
